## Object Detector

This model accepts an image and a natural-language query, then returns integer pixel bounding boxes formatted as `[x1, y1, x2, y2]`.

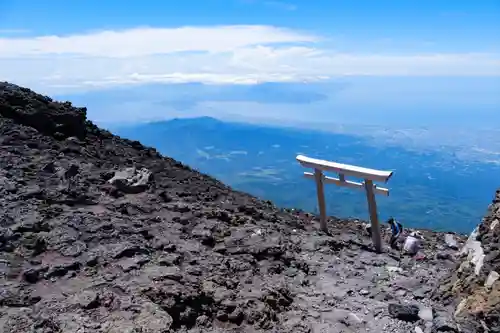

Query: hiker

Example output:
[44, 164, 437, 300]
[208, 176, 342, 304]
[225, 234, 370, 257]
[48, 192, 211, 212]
[387, 217, 403, 249]
[403, 231, 424, 255]
[364, 223, 372, 238]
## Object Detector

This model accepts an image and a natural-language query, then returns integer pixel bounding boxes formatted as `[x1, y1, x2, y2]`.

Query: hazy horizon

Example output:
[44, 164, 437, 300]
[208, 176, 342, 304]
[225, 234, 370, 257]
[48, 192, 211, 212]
[51, 76, 500, 166]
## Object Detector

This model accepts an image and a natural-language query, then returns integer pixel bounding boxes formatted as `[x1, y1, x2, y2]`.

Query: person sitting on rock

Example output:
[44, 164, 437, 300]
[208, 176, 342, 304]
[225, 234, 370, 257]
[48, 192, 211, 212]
[387, 217, 403, 249]
[364, 223, 372, 238]
[403, 231, 424, 255]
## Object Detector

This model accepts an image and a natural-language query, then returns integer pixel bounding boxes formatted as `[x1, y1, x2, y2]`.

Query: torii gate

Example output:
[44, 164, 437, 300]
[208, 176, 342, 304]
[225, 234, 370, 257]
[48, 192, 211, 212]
[296, 155, 393, 253]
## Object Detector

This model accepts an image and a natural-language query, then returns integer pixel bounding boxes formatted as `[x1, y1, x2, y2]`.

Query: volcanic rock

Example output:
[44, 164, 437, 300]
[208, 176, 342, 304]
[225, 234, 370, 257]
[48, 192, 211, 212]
[0, 82, 493, 332]
[433, 189, 500, 332]
[388, 303, 420, 322]
[108, 167, 152, 194]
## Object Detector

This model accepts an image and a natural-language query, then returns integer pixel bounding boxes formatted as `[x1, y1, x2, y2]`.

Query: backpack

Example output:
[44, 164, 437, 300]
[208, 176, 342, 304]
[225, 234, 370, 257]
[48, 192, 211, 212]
[390, 220, 403, 236]
[396, 221, 403, 235]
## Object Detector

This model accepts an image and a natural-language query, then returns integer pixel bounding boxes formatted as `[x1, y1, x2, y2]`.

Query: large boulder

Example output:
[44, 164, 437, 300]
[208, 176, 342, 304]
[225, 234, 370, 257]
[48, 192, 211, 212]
[433, 189, 500, 332]
[108, 167, 153, 194]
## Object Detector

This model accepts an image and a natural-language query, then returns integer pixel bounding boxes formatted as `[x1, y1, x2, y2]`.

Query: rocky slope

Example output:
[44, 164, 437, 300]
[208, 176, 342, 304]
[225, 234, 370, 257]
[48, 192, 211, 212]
[433, 190, 500, 332]
[0, 82, 489, 333]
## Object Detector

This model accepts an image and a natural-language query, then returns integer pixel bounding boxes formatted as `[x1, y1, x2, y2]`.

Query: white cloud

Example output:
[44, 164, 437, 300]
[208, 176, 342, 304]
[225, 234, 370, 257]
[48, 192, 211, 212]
[0, 25, 499, 94]
[0, 26, 316, 57]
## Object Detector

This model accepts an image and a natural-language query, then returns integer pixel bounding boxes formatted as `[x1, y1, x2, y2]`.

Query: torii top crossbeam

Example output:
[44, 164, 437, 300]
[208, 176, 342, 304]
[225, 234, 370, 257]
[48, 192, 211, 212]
[297, 155, 393, 183]
[296, 154, 394, 253]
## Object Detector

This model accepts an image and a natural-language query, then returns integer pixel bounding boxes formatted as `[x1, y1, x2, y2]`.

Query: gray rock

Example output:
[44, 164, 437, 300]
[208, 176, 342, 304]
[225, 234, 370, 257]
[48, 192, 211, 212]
[388, 303, 420, 322]
[359, 289, 369, 296]
[45, 261, 81, 278]
[418, 306, 433, 322]
[444, 234, 459, 250]
[412, 289, 426, 300]
[196, 314, 210, 327]
[433, 314, 458, 332]
[60, 241, 87, 257]
[143, 265, 182, 281]
[134, 301, 173, 332]
[64, 164, 80, 179]
[460, 226, 485, 275]
[0, 307, 36, 333]
[436, 252, 453, 260]
[117, 256, 149, 272]
[84, 255, 99, 267]
[386, 266, 403, 274]
[346, 312, 363, 325]
[396, 289, 407, 297]
[22, 266, 48, 283]
[108, 167, 152, 194]
[485, 270, 499, 288]
[111, 243, 148, 259]
[0, 176, 16, 192]
[158, 253, 181, 266]
[70, 290, 100, 309]
[321, 309, 364, 328]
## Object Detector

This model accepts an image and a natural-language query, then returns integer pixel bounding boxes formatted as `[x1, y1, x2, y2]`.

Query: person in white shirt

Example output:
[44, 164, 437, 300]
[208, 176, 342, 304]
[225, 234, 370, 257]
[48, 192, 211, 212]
[403, 231, 424, 255]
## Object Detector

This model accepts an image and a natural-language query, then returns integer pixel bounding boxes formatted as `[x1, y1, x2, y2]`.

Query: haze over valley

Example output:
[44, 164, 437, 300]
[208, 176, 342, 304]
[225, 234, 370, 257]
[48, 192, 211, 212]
[112, 115, 500, 234]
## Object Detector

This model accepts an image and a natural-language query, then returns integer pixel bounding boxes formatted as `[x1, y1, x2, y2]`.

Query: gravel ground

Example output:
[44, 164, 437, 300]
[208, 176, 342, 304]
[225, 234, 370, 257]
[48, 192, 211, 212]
[0, 82, 475, 332]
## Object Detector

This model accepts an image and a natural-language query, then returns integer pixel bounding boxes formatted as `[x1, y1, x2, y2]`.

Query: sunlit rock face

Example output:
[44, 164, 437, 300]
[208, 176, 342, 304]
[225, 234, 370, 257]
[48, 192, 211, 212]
[434, 189, 500, 332]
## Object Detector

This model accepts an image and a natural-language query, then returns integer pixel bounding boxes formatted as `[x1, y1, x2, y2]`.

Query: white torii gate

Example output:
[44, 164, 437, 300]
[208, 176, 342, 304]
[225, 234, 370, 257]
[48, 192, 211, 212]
[296, 154, 393, 253]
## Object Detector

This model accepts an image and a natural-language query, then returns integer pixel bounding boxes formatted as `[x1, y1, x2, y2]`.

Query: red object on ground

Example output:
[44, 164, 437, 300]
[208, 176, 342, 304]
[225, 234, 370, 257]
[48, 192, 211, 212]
[415, 253, 426, 261]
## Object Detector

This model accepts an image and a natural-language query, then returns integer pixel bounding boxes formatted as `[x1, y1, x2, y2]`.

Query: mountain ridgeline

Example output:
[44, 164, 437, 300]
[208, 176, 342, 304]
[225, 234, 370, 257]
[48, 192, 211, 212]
[0, 82, 498, 332]
[112, 117, 500, 235]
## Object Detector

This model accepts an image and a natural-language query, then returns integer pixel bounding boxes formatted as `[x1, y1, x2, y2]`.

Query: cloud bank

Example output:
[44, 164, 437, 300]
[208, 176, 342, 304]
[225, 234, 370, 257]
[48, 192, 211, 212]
[0, 25, 499, 93]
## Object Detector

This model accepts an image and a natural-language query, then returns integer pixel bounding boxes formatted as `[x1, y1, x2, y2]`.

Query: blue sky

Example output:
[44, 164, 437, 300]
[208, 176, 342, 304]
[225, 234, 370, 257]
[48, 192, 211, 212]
[1, 0, 499, 94]
[1, 0, 499, 54]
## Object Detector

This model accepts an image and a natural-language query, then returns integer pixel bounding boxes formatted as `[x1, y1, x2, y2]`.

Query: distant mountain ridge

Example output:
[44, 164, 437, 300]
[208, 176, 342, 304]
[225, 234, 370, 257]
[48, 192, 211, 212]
[113, 116, 500, 234]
